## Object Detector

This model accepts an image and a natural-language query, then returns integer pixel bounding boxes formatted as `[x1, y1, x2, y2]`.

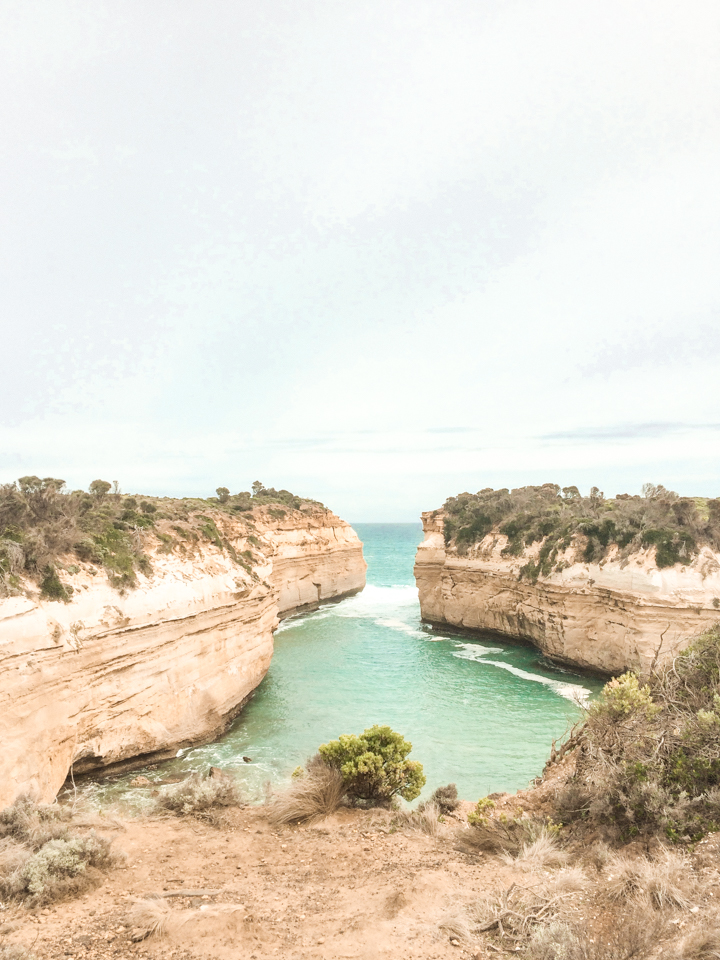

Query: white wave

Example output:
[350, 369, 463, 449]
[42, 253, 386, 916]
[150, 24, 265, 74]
[274, 609, 335, 633]
[452, 645, 590, 704]
[452, 642, 505, 658]
[374, 617, 426, 638]
[337, 583, 418, 607]
[334, 584, 419, 620]
[275, 584, 420, 634]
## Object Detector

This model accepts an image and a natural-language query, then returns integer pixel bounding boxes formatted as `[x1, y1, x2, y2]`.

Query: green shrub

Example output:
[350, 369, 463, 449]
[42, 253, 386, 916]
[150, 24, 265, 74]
[588, 672, 659, 721]
[318, 725, 426, 803]
[92, 527, 141, 589]
[250, 481, 315, 510]
[467, 795, 496, 825]
[198, 516, 224, 552]
[39, 566, 72, 602]
[73, 538, 101, 563]
[641, 527, 695, 568]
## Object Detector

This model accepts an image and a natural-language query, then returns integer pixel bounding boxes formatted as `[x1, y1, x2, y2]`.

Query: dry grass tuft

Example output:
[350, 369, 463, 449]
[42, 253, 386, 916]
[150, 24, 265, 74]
[438, 913, 474, 946]
[604, 848, 695, 910]
[675, 914, 720, 960]
[268, 761, 344, 825]
[586, 841, 612, 871]
[525, 905, 665, 960]
[540, 866, 588, 897]
[0, 838, 30, 897]
[0, 795, 72, 848]
[471, 882, 569, 941]
[414, 801, 443, 836]
[524, 920, 586, 960]
[155, 773, 243, 823]
[501, 827, 569, 872]
[455, 813, 549, 856]
[127, 898, 175, 941]
[395, 801, 444, 837]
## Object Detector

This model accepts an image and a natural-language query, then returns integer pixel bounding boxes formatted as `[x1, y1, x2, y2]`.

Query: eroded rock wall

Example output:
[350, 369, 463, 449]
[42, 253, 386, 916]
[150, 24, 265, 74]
[415, 511, 720, 676]
[0, 507, 365, 807]
[264, 510, 367, 617]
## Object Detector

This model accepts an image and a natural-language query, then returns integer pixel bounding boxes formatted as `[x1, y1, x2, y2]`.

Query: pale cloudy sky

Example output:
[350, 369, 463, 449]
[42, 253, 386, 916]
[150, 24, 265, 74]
[1, 0, 719, 520]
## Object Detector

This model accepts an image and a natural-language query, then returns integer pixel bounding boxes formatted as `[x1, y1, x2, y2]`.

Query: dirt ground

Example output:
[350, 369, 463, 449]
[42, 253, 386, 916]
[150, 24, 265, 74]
[3, 797, 720, 960]
[0, 804, 513, 960]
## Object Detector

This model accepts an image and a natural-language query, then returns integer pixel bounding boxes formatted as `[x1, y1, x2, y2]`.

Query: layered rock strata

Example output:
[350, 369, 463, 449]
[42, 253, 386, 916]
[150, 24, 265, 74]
[0, 507, 365, 807]
[415, 511, 720, 676]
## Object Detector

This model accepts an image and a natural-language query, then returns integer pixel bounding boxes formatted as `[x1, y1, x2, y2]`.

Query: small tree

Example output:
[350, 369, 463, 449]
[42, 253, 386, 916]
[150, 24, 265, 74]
[318, 725, 426, 803]
[89, 479, 112, 500]
[252, 481, 265, 497]
[216, 486, 230, 503]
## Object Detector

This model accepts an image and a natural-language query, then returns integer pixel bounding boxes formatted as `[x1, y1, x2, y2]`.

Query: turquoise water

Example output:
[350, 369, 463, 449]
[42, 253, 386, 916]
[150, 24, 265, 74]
[81, 524, 604, 808]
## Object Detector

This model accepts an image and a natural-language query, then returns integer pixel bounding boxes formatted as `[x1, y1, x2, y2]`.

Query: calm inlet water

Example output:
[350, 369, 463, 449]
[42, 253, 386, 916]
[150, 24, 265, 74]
[83, 524, 604, 808]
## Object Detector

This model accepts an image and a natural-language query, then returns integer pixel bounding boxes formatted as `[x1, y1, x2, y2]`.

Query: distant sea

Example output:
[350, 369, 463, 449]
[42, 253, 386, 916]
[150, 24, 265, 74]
[83, 524, 604, 809]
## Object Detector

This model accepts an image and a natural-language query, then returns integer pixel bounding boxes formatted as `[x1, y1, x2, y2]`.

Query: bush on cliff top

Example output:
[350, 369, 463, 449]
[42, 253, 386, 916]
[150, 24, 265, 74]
[439, 482, 718, 578]
[269, 727, 425, 824]
[552, 623, 720, 842]
[0, 475, 321, 598]
[318, 725, 426, 804]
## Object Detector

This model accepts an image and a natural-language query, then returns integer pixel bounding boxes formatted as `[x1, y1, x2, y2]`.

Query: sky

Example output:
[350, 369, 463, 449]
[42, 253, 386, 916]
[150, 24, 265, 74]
[1, 0, 719, 521]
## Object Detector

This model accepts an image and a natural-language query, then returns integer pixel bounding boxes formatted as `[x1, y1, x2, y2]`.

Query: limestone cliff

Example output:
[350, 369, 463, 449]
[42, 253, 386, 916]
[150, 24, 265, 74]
[415, 511, 720, 676]
[0, 505, 365, 807]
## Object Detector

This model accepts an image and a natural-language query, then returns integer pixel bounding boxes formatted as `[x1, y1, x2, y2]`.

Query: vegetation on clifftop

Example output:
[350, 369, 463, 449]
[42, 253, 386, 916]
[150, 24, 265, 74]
[0, 476, 322, 599]
[440, 482, 720, 578]
[548, 624, 720, 843]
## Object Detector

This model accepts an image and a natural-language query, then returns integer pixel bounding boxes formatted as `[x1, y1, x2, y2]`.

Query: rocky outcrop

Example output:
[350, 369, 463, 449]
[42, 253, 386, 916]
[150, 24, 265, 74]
[415, 511, 720, 676]
[0, 506, 365, 807]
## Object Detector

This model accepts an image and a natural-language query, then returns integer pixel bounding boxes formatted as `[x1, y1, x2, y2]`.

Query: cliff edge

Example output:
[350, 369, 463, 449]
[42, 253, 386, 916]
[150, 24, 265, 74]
[0, 495, 365, 807]
[415, 486, 720, 676]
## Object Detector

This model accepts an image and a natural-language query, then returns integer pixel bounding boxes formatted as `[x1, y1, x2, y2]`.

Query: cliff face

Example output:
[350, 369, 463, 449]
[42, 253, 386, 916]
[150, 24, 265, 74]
[415, 511, 720, 676]
[265, 510, 368, 618]
[0, 506, 365, 808]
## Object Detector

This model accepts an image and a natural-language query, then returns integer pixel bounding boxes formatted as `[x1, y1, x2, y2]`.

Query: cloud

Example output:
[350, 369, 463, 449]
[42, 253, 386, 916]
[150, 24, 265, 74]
[0, 1, 719, 518]
[543, 423, 720, 443]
